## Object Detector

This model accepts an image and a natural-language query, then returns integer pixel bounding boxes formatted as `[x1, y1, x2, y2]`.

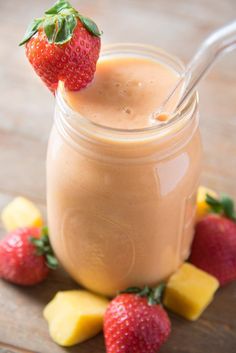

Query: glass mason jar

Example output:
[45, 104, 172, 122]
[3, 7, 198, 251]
[47, 44, 202, 297]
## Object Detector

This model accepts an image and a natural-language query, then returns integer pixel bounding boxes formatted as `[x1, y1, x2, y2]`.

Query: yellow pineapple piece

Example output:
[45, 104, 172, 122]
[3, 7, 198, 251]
[43, 290, 109, 346]
[196, 186, 218, 220]
[163, 263, 219, 321]
[1, 197, 43, 231]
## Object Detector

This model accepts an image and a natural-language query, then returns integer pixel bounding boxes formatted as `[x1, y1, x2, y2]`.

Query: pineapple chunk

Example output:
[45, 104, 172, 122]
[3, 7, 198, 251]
[163, 263, 219, 321]
[1, 197, 43, 231]
[43, 290, 109, 346]
[196, 186, 217, 220]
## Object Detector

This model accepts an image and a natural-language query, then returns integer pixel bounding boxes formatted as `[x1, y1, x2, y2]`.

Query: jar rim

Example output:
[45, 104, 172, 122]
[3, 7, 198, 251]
[55, 43, 198, 142]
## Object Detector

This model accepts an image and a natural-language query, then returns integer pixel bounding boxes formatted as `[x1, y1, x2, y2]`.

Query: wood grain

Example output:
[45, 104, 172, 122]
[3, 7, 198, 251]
[0, 0, 236, 352]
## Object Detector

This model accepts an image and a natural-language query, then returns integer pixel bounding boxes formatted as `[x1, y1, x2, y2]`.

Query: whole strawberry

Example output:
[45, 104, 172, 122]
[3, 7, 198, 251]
[0, 227, 58, 286]
[104, 286, 171, 353]
[190, 194, 236, 286]
[20, 0, 101, 92]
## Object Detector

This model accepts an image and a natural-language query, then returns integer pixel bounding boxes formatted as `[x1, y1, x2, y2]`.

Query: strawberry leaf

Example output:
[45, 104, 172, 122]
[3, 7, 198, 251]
[56, 14, 77, 44]
[43, 13, 77, 45]
[206, 194, 222, 213]
[46, 254, 59, 270]
[120, 284, 165, 306]
[220, 194, 236, 221]
[44, 17, 58, 43]
[147, 295, 156, 306]
[30, 237, 44, 249]
[77, 14, 101, 37]
[206, 193, 236, 221]
[119, 287, 142, 294]
[19, 18, 43, 46]
[45, 0, 72, 15]
[137, 286, 150, 297]
[19, 0, 101, 46]
[41, 226, 49, 237]
[66, 14, 78, 35]
[152, 283, 165, 304]
[29, 227, 59, 269]
[54, 17, 68, 44]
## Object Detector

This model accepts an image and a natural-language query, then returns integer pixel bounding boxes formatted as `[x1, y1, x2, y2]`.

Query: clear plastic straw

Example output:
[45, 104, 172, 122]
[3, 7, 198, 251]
[154, 21, 236, 121]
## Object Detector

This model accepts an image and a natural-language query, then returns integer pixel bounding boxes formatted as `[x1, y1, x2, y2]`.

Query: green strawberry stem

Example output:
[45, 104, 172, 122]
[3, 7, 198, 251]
[206, 193, 236, 221]
[120, 284, 166, 306]
[29, 226, 59, 270]
[19, 0, 101, 46]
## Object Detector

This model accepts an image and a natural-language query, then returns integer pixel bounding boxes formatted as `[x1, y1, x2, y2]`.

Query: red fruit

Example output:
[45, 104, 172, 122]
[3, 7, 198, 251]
[0, 227, 58, 286]
[20, 0, 101, 92]
[104, 291, 171, 353]
[190, 214, 236, 286]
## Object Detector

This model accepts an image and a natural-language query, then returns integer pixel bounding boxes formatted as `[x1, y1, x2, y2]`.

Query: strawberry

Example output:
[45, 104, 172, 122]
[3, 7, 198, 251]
[104, 286, 171, 353]
[190, 194, 236, 286]
[0, 227, 58, 286]
[19, 0, 101, 92]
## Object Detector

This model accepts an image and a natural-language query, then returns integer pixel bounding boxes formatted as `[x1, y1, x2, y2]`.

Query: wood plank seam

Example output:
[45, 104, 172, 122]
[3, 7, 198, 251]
[0, 341, 40, 353]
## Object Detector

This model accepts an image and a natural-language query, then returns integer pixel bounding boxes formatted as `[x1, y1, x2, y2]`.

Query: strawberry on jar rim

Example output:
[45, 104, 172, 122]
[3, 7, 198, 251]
[20, 0, 101, 92]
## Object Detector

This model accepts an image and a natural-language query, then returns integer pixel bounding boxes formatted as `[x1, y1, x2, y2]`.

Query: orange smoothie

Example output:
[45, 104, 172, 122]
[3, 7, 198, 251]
[47, 45, 202, 296]
[65, 57, 178, 129]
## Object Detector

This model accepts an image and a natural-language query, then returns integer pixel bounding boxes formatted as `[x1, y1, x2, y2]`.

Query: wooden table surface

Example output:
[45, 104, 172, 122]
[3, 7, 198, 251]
[0, 0, 236, 352]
